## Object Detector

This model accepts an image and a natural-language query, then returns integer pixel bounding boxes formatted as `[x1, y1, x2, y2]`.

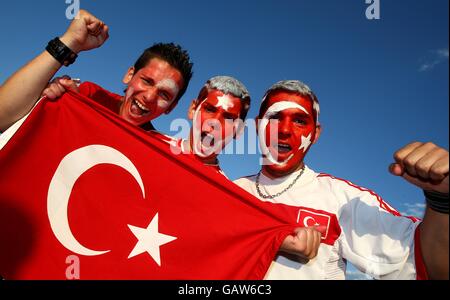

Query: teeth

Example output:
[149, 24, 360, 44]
[134, 100, 149, 112]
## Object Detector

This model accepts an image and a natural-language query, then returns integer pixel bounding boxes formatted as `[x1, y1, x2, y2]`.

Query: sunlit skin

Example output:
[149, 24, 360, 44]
[187, 90, 243, 165]
[120, 57, 184, 126]
[258, 91, 321, 178]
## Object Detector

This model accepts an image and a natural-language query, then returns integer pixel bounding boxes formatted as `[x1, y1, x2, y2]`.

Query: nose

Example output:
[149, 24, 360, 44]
[278, 119, 291, 139]
[212, 111, 224, 122]
[142, 86, 158, 103]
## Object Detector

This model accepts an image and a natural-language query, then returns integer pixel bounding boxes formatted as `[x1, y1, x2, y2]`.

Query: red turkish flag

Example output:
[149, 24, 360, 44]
[0, 91, 302, 280]
[296, 208, 341, 245]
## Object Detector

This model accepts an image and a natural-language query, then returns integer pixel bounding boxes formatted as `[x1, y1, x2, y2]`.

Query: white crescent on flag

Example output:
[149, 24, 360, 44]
[47, 145, 146, 256]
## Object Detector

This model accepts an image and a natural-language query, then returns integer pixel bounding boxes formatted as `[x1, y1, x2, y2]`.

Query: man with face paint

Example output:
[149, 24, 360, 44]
[170, 76, 250, 176]
[168, 76, 325, 261]
[235, 80, 449, 280]
[0, 10, 193, 133]
[0, 11, 323, 270]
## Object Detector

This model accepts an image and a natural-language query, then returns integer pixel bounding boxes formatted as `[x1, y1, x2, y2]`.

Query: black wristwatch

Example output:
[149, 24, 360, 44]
[46, 37, 78, 67]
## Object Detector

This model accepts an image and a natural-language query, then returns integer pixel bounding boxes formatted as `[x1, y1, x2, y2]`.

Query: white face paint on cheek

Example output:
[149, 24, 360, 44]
[156, 79, 179, 100]
[157, 99, 170, 110]
[192, 101, 208, 158]
[259, 101, 310, 166]
[259, 118, 278, 165]
[192, 100, 224, 158]
[154, 79, 179, 113]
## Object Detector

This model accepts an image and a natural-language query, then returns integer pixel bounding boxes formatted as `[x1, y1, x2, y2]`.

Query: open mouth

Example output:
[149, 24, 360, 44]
[201, 132, 216, 147]
[130, 99, 151, 117]
[277, 143, 292, 154]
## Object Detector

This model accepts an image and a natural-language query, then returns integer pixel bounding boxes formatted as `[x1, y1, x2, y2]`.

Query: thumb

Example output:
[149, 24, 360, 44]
[389, 163, 448, 192]
[389, 162, 425, 187]
[389, 163, 404, 177]
[58, 78, 79, 91]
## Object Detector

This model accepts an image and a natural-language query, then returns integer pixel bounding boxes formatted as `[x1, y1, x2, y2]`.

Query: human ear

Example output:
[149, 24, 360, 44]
[312, 124, 322, 144]
[187, 99, 199, 120]
[122, 67, 135, 84]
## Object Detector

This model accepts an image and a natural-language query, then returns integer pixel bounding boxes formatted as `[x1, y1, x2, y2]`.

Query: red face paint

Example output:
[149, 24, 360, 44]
[120, 58, 184, 126]
[260, 91, 317, 177]
[191, 90, 243, 159]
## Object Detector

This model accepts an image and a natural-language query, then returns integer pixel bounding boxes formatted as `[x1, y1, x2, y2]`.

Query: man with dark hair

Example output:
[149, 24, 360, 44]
[235, 80, 449, 280]
[0, 11, 323, 269]
[0, 10, 193, 133]
[133, 42, 193, 105]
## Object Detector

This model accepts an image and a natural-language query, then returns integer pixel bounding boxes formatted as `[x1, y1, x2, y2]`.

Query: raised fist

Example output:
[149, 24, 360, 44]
[60, 10, 109, 54]
[390, 142, 449, 194]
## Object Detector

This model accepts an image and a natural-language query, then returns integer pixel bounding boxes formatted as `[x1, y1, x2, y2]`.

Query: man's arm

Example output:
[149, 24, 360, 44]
[390, 142, 449, 279]
[0, 9, 108, 132]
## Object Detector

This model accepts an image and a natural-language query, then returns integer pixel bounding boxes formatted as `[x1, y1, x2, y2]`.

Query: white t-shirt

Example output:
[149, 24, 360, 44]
[234, 166, 425, 280]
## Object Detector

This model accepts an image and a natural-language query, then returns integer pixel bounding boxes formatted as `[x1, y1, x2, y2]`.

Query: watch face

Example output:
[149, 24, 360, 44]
[47, 38, 77, 66]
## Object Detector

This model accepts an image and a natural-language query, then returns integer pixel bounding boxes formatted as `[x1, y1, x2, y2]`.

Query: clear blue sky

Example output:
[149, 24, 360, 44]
[1, 0, 448, 279]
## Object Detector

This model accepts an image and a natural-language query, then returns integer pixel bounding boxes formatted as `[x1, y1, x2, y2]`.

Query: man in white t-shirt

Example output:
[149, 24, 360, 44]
[234, 80, 449, 280]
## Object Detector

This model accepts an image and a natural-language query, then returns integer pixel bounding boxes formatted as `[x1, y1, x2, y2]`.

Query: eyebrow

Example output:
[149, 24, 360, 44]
[223, 112, 239, 119]
[203, 102, 217, 110]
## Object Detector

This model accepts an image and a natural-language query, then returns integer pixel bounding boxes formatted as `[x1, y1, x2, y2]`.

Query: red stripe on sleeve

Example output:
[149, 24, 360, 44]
[414, 226, 429, 280]
[317, 173, 417, 219]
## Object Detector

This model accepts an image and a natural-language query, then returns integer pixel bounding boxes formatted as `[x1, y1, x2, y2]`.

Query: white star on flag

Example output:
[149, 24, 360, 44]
[128, 213, 177, 266]
[299, 133, 312, 153]
[215, 95, 234, 111]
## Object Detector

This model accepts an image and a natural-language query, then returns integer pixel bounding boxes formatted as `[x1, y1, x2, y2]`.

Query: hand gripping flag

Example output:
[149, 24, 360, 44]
[0, 91, 317, 279]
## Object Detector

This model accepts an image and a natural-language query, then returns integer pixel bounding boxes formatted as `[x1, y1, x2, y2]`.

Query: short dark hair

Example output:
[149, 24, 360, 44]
[133, 43, 194, 103]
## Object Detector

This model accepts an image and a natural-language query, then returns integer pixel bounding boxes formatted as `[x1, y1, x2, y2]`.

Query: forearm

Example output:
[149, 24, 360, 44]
[0, 50, 62, 131]
[0, 10, 109, 132]
[419, 206, 449, 279]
